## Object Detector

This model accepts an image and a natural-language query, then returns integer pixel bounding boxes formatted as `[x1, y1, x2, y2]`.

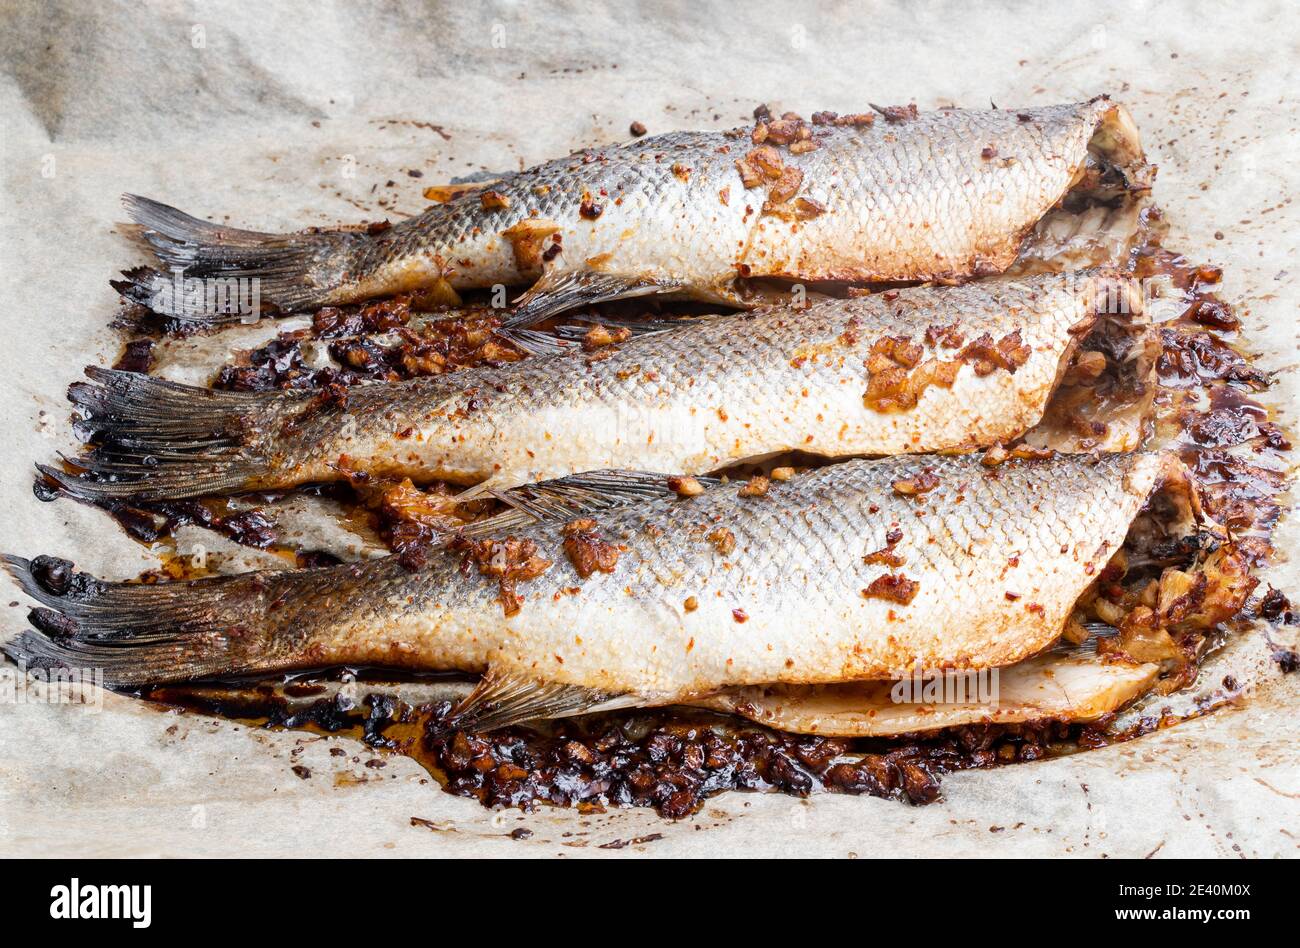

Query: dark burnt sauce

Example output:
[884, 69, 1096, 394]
[144, 670, 1109, 818]
[64, 222, 1295, 819]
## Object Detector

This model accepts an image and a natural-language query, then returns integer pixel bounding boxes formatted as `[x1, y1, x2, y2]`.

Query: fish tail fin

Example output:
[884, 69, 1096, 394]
[115, 194, 363, 322]
[40, 366, 297, 503]
[1, 554, 283, 686]
[442, 668, 647, 734]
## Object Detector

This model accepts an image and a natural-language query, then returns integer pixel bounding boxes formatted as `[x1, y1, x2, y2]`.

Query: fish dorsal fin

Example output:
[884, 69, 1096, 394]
[444, 669, 644, 733]
[459, 469, 720, 536]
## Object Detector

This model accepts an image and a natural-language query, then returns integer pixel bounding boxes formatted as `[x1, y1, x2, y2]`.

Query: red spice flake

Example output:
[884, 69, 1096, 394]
[311, 296, 413, 338]
[892, 469, 939, 496]
[735, 144, 785, 188]
[281, 380, 349, 434]
[924, 323, 966, 349]
[671, 162, 691, 182]
[1004, 591, 1021, 601]
[765, 165, 804, 205]
[373, 478, 459, 530]
[737, 474, 770, 498]
[862, 574, 920, 605]
[479, 189, 511, 211]
[451, 535, 553, 616]
[866, 335, 923, 372]
[980, 145, 997, 160]
[764, 195, 825, 220]
[874, 102, 919, 123]
[113, 338, 156, 373]
[732, 608, 749, 623]
[981, 444, 1009, 466]
[561, 518, 620, 579]
[707, 527, 737, 555]
[863, 547, 904, 568]
[957, 330, 1031, 376]
[1008, 445, 1055, 461]
[863, 329, 967, 410]
[581, 323, 633, 351]
[863, 354, 961, 413]
[629, 121, 647, 137]
[864, 526, 905, 566]
[812, 111, 875, 127]
[1188, 299, 1240, 330]
[501, 219, 561, 270]
[764, 117, 812, 145]
[735, 155, 764, 188]
[668, 475, 705, 497]
[579, 194, 604, 219]
[718, 186, 730, 206]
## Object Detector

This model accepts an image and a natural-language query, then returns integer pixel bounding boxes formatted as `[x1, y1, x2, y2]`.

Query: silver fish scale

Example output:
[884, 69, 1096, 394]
[344, 101, 1114, 292]
[270, 270, 1099, 486]
[751, 107, 1092, 278]
[255, 452, 1156, 694]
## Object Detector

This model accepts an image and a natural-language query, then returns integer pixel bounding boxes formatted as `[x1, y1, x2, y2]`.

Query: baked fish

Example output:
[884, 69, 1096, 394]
[45, 270, 1143, 503]
[115, 98, 1149, 326]
[6, 452, 1249, 732]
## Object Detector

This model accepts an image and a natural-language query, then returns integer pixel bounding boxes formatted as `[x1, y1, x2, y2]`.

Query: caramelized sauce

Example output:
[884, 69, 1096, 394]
[143, 672, 1111, 817]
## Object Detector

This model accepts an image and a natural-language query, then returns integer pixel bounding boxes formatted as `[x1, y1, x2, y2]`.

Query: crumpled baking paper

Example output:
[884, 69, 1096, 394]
[0, 0, 1295, 857]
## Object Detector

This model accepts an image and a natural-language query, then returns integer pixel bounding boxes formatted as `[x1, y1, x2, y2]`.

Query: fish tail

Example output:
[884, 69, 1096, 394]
[114, 194, 363, 322]
[1, 554, 282, 686]
[40, 366, 294, 503]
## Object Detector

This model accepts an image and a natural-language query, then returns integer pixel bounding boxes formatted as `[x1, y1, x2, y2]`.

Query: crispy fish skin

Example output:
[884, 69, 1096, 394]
[695, 643, 1160, 737]
[7, 452, 1175, 698]
[50, 270, 1138, 503]
[117, 98, 1149, 322]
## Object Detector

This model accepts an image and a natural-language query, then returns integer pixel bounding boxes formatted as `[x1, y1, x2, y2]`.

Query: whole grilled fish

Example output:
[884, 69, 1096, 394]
[115, 98, 1149, 326]
[46, 270, 1142, 503]
[5, 452, 1202, 729]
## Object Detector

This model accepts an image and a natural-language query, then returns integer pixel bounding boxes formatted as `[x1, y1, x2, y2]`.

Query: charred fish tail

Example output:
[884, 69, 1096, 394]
[36, 366, 296, 503]
[114, 194, 363, 322]
[1, 554, 280, 687]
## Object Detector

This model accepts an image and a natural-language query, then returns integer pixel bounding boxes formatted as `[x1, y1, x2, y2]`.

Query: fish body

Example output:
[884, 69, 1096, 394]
[117, 99, 1149, 324]
[52, 270, 1140, 503]
[8, 452, 1178, 702]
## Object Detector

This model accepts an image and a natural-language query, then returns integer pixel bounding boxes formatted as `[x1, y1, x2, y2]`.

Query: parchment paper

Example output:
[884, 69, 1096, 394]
[0, 0, 1295, 858]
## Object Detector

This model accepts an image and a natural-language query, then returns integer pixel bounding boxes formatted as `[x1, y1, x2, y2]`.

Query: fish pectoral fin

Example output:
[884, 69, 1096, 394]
[444, 669, 646, 733]
[461, 469, 722, 536]
[502, 270, 682, 331]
